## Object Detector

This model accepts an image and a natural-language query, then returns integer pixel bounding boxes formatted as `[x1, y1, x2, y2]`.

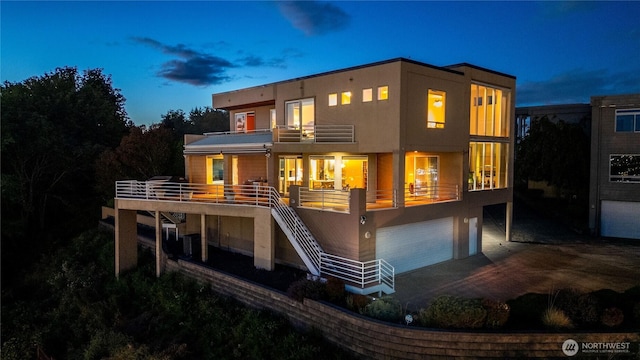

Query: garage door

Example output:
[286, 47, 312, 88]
[601, 200, 640, 240]
[376, 217, 453, 274]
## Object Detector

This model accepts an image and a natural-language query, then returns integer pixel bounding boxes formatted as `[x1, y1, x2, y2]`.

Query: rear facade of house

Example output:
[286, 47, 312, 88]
[114, 58, 515, 294]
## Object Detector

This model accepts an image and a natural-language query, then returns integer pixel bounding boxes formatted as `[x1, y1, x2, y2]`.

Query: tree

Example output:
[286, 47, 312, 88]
[1, 67, 131, 282]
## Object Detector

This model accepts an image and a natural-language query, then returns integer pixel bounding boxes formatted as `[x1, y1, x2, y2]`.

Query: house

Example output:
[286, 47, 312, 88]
[114, 58, 516, 294]
[589, 94, 640, 240]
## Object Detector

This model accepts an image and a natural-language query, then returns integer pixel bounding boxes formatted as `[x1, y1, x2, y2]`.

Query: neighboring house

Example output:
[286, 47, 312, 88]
[114, 58, 516, 294]
[589, 94, 640, 240]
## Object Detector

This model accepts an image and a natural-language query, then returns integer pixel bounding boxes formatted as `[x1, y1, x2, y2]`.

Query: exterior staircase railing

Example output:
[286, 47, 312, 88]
[115, 180, 395, 294]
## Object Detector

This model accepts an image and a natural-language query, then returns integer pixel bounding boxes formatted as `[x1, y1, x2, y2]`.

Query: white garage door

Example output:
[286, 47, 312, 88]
[376, 217, 453, 274]
[601, 200, 640, 240]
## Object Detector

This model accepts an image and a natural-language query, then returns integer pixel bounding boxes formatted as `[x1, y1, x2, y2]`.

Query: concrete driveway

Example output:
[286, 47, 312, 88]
[393, 207, 640, 311]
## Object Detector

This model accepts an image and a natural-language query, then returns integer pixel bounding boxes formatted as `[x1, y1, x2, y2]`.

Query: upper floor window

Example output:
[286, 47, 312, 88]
[341, 91, 352, 105]
[362, 88, 373, 102]
[286, 98, 314, 129]
[610, 154, 640, 182]
[328, 93, 338, 107]
[378, 86, 388, 100]
[427, 90, 446, 129]
[470, 84, 510, 137]
[615, 109, 640, 132]
[270, 109, 276, 129]
[469, 142, 508, 191]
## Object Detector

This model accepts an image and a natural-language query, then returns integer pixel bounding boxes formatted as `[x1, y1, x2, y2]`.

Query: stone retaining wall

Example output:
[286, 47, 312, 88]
[167, 259, 639, 359]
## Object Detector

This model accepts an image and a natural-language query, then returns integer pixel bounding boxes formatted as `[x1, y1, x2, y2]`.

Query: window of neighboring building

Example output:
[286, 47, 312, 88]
[610, 154, 640, 182]
[427, 89, 446, 129]
[285, 98, 315, 129]
[378, 86, 388, 100]
[362, 88, 373, 102]
[470, 84, 510, 137]
[309, 156, 335, 189]
[328, 93, 338, 107]
[615, 109, 640, 132]
[206, 156, 224, 184]
[235, 112, 255, 133]
[341, 91, 352, 105]
[468, 142, 508, 191]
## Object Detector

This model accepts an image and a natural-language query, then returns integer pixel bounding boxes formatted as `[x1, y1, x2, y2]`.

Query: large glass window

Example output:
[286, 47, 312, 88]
[470, 84, 510, 137]
[469, 142, 508, 191]
[310, 156, 335, 189]
[615, 109, 640, 132]
[285, 98, 315, 129]
[341, 156, 368, 190]
[427, 89, 446, 129]
[279, 156, 303, 194]
[610, 154, 640, 182]
[206, 156, 224, 184]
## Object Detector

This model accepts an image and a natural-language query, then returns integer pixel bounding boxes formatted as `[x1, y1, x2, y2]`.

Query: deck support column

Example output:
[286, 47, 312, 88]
[115, 205, 137, 277]
[201, 214, 208, 262]
[155, 210, 164, 277]
[506, 201, 513, 242]
[253, 208, 274, 271]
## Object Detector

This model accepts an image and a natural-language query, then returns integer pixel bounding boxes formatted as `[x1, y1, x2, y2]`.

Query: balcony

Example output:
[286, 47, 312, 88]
[274, 125, 355, 143]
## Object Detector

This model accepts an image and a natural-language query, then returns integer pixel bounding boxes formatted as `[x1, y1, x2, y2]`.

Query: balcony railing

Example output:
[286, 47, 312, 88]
[404, 183, 459, 206]
[298, 188, 351, 213]
[274, 124, 355, 143]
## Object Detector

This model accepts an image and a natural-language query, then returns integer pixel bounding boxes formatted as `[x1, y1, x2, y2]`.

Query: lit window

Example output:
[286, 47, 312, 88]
[270, 109, 276, 129]
[468, 142, 508, 191]
[378, 86, 388, 100]
[328, 93, 338, 107]
[362, 88, 373, 102]
[309, 156, 335, 189]
[470, 83, 510, 137]
[285, 98, 314, 129]
[427, 90, 446, 129]
[341, 91, 352, 105]
[610, 154, 640, 182]
[206, 156, 224, 184]
[615, 109, 640, 132]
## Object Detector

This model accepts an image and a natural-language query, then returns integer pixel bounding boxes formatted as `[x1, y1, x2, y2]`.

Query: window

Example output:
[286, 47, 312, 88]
[310, 156, 335, 189]
[615, 109, 640, 132]
[341, 91, 352, 105]
[270, 109, 276, 129]
[610, 154, 640, 182]
[341, 156, 368, 190]
[285, 98, 314, 129]
[362, 88, 373, 102]
[470, 84, 510, 137]
[427, 90, 446, 129]
[378, 86, 388, 100]
[328, 93, 338, 107]
[206, 156, 224, 184]
[469, 142, 508, 191]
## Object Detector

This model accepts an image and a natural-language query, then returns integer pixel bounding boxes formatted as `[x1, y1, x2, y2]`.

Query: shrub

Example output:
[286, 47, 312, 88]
[542, 307, 573, 329]
[286, 278, 326, 302]
[346, 294, 370, 312]
[324, 276, 346, 303]
[361, 296, 402, 322]
[601, 307, 624, 328]
[482, 299, 510, 329]
[506, 293, 547, 329]
[555, 288, 599, 326]
[419, 295, 487, 329]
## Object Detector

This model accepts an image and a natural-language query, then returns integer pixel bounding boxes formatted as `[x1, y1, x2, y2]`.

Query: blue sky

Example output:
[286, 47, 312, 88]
[3, 1, 640, 125]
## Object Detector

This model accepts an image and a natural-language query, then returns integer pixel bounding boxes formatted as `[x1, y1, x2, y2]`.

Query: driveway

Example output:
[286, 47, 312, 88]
[393, 204, 640, 311]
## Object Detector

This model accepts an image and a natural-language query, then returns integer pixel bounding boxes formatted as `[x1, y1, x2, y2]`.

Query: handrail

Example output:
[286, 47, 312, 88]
[115, 180, 394, 293]
[298, 188, 350, 213]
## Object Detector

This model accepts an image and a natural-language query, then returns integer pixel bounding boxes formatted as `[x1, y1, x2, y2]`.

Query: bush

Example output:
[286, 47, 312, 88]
[286, 278, 326, 302]
[555, 288, 599, 327]
[324, 276, 346, 303]
[507, 293, 547, 329]
[542, 307, 573, 329]
[601, 307, 624, 328]
[419, 295, 487, 329]
[361, 296, 402, 322]
[346, 294, 370, 312]
[482, 299, 510, 329]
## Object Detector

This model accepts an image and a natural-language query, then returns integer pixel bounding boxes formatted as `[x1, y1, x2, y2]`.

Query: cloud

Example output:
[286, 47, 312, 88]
[517, 68, 640, 106]
[277, 1, 350, 35]
[132, 37, 234, 86]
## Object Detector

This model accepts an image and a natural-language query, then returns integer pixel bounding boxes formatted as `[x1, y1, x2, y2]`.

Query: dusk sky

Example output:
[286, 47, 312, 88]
[3, 1, 640, 126]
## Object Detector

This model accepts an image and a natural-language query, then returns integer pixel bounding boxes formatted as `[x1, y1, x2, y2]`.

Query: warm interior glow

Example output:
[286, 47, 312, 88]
[378, 86, 388, 100]
[341, 91, 352, 105]
[362, 88, 373, 102]
[427, 90, 446, 129]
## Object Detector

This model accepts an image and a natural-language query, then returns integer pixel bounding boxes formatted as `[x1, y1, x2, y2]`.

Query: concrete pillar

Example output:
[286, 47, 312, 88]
[253, 208, 274, 270]
[115, 206, 137, 277]
[155, 211, 163, 277]
[506, 201, 513, 242]
[201, 213, 208, 262]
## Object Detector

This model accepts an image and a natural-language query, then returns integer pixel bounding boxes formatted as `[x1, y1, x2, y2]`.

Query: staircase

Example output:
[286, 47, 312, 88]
[267, 188, 395, 294]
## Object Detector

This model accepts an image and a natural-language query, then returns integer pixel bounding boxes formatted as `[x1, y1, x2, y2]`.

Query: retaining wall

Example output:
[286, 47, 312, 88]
[166, 259, 639, 359]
